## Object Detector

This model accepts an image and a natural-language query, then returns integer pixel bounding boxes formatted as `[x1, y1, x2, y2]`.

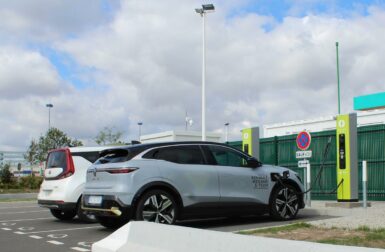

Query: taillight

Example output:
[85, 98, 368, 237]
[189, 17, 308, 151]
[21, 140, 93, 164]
[104, 167, 138, 174]
[44, 148, 75, 180]
[57, 149, 75, 179]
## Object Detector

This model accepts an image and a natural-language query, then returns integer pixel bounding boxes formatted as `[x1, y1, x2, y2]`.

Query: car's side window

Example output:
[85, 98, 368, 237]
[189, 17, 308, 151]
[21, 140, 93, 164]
[207, 145, 249, 167]
[144, 145, 206, 165]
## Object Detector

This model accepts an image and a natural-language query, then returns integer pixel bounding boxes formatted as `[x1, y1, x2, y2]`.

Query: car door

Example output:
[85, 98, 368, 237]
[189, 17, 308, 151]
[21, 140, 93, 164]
[203, 145, 270, 205]
[146, 145, 220, 206]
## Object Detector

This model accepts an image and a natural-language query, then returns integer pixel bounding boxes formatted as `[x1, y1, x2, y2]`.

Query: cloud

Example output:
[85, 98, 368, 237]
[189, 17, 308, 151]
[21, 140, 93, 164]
[0, 0, 118, 41]
[0, 47, 62, 99]
[1, 0, 385, 150]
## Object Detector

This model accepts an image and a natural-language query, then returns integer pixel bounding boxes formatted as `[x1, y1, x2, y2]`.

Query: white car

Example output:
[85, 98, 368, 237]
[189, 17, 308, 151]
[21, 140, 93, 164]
[38, 146, 115, 222]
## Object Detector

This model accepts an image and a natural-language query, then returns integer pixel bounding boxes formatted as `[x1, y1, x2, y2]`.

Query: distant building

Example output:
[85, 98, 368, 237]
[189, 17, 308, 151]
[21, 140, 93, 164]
[140, 130, 222, 143]
[0, 151, 42, 176]
[263, 110, 385, 137]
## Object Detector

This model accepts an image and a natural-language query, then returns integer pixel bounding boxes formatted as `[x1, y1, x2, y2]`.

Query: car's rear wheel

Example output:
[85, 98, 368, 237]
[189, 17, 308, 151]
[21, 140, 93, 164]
[135, 189, 178, 224]
[269, 184, 299, 221]
[96, 216, 127, 229]
[76, 202, 96, 223]
[50, 209, 77, 221]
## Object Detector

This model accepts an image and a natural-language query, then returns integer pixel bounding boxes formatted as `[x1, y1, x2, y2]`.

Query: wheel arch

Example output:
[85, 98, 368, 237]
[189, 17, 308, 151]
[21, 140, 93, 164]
[269, 178, 304, 207]
[132, 181, 184, 212]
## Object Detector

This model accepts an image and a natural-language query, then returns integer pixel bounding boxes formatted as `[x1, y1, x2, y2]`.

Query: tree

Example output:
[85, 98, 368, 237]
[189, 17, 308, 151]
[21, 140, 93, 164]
[25, 127, 83, 164]
[95, 127, 124, 145]
[0, 164, 12, 184]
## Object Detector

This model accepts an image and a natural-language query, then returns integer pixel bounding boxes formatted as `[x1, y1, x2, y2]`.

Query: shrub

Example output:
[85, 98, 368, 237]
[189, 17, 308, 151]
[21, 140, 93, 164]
[19, 176, 44, 189]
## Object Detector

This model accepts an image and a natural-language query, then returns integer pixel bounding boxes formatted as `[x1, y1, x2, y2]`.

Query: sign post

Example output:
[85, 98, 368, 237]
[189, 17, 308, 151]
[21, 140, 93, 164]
[296, 131, 312, 206]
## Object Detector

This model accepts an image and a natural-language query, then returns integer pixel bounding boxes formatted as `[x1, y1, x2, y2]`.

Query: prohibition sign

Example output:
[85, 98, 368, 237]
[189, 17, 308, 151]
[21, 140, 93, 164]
[296, 131, 311, 150]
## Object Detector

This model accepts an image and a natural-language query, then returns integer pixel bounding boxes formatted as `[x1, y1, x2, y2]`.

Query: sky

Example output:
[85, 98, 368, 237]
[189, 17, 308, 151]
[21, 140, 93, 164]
[1, 0, 385, 151]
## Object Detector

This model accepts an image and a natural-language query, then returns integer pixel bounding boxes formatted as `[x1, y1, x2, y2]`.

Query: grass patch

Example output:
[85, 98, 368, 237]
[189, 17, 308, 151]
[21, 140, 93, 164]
[241, 223, 385, 249]
[0, 188, 39, 194]
[238, 222, 311, 235]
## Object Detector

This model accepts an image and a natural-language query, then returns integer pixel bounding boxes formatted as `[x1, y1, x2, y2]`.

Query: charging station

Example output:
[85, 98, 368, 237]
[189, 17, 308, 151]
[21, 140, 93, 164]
[336, 113, 358, 202]
[242, 127, 260, 159]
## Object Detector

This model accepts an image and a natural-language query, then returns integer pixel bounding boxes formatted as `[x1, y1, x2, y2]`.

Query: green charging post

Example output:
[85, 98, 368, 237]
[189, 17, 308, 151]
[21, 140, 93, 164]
[242, 127, 260, 159]
[336, 113, 358, 202]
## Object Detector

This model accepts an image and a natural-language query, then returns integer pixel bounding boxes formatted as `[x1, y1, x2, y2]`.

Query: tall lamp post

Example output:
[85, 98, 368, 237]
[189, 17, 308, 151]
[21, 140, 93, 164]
[137, 122, 143, 141]
[336, 42, 341, 114]
[224, 122, 229, 142]
[195, 4, 215, 141]
[46, 103, 53, 130]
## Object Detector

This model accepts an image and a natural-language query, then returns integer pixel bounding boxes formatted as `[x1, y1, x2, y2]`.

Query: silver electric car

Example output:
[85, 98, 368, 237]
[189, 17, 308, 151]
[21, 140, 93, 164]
[82, 141, 305, 228]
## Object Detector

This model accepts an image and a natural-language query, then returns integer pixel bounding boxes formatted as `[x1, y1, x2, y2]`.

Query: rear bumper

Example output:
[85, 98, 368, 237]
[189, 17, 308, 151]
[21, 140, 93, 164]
[82, 195, 132, 218]
[38, 200, 77, 211]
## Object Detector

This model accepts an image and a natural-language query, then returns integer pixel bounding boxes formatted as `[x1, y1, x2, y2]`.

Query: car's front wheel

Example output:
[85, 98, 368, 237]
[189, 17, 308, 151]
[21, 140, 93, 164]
[135, 189, 178, 224]
[269, 184, 300, 221]
[50, 209, 77, 221]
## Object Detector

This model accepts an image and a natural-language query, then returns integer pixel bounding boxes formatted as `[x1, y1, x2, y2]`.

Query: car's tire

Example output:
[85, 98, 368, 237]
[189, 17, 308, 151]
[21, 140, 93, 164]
[50, 209, 77, 221]
[96, 216, 127, 229]
[135, 189, 178, 224]
[76, 202, 97, 223]
[269, 184, 300, 221]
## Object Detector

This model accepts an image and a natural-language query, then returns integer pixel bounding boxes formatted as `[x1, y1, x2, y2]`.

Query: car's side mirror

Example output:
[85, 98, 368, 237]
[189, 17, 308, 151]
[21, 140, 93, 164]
[246, 158, 261, 168]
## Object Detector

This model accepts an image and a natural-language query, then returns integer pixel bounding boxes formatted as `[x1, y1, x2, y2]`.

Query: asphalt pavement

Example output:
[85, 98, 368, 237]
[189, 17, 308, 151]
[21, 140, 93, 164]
[0, 200, 331, 252]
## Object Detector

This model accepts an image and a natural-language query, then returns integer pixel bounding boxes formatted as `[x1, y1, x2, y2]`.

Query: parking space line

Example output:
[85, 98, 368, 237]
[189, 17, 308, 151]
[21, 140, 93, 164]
[71, 247, 91, 252]
[22, 226, 100, 234]
[1, 210, 48, 214]
[0, 217, 52, 222]
[47, 240, 64, 245]
[1, 228, 12, 231]
[29, 235, 43, 239]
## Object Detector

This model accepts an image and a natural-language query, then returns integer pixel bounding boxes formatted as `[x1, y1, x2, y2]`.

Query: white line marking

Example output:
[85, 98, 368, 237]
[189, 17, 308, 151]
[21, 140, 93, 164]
[47, 240, 64, 245]
[23, 226, 99, 234]
[71, 247, 90, 252]
[1, 222, 16, 226]
[14, 231, 25, 234]
[78, 241, 93, 248]
[1, 228, 11, 231]
[1, 210, 48, 214]
[18, 227, 35, 231]
[47, 233, 68, 239]
[30, 235, 43, 239]
[0, 217, 52, 223]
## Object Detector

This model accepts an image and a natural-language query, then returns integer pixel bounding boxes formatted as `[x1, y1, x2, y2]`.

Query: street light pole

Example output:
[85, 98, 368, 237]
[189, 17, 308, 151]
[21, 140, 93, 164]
[196, 4, 215, 141]
[46, 103, 53, 130]
[336, 42, 341, 114]
[224, 122, 229, 142]
[137, 122, 143, 141]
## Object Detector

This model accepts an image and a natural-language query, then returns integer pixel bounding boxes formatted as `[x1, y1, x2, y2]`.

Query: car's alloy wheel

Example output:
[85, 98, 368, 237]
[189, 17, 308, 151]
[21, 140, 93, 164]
[270, 184, 299, 220]
[136, 190, 177, 224]
[50, 209, 77, 221]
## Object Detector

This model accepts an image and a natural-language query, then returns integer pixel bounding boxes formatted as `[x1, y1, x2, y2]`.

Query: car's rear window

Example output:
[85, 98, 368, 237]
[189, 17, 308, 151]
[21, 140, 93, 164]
[46, 151, 67, 169]
[72, 152, 100, 163]
[95, 147, 143, 164]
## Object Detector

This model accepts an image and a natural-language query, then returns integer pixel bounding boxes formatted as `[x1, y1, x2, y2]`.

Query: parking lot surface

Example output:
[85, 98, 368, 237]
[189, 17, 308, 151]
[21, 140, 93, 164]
[0, 201, 329, 252]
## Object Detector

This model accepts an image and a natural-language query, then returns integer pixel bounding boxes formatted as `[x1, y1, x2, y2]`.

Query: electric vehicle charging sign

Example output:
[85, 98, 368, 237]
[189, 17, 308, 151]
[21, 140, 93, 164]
[296, 131, 311, 150]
